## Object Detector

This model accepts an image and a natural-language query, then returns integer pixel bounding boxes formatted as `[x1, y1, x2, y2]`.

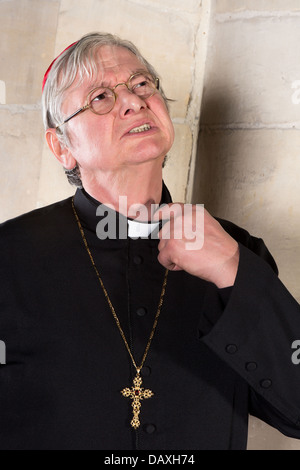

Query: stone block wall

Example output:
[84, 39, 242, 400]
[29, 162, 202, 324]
[1, 0, 300, 450]
[192, 0, 300, 449]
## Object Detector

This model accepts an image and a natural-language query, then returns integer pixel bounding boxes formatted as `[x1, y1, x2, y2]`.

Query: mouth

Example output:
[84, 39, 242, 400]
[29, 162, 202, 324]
[128, 123, 152, 134]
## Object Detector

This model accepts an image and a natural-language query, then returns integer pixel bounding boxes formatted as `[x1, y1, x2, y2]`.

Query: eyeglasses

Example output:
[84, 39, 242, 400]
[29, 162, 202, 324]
[56, 72, 160, 130]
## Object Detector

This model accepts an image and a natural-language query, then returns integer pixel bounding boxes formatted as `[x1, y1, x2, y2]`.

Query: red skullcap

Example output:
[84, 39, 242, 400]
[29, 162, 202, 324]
[42, 41, 78, 91]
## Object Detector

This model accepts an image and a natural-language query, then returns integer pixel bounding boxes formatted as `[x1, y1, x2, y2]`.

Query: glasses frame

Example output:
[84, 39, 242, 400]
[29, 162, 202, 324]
[55, 72, 160, 130]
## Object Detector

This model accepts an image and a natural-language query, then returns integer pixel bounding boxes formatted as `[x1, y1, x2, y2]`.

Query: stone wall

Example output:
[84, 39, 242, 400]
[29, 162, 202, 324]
[1, 0, 300, 450]
[192, 0, 300, 449]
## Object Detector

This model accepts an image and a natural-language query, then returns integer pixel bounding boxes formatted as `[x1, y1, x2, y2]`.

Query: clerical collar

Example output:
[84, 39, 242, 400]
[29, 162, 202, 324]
[127, 218, 160, 238]
[73, 183, 172, 240]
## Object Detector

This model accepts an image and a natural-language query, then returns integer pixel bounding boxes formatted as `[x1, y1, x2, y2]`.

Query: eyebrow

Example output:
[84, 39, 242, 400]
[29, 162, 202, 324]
[86, 68, 152, 92]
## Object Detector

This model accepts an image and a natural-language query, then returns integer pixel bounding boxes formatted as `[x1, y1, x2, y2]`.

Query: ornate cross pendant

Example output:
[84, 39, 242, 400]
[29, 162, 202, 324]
[121, 371, 154, 429]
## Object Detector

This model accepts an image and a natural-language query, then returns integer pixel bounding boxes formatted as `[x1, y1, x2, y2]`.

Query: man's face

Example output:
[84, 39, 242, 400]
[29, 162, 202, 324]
[61, 45, 175, 175]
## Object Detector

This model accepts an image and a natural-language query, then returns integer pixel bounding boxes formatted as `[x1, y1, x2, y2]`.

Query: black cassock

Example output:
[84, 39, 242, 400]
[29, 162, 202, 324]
[0, 185, 300, 450]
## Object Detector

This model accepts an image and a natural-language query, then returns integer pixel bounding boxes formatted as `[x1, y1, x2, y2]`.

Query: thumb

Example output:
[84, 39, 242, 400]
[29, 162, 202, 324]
[152, 203, 172, 222]
[157, 240, 182, 272]
[153, 203, 185, 223]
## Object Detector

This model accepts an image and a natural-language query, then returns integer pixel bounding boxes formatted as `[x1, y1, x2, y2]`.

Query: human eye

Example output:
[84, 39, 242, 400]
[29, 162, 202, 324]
[136, 77, 150, 87]
[131, 74, 154, 95]
[91, 88, 110, 102]
[89, 87, 115, 114]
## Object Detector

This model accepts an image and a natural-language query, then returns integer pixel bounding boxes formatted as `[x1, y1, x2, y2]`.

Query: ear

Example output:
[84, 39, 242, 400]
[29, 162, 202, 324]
[45, 128, 77, 170]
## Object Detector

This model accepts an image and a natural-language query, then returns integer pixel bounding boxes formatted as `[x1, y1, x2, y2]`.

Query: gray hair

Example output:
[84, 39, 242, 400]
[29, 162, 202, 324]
[42, 32, 170, 187]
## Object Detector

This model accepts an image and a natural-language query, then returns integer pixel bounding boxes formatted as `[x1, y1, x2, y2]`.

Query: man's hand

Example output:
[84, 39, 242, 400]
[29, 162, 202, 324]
[154, 203, 239, 288]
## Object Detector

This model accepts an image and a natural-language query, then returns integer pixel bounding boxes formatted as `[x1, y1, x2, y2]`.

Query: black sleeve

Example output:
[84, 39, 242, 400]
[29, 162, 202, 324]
[198, 217, 278, 336]
[199, 219, 300, 438]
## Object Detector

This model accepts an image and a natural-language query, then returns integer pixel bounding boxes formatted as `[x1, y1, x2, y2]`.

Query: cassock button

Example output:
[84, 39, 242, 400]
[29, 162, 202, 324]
[141, 366, 151, 377]
[133, 255, 143, 265]
[136, 307, 147, 317]
[225, 344, 238, 354]
[245, 362, 257, 371]
[260, 379, 272, 389]
[144, 423, 156, 434]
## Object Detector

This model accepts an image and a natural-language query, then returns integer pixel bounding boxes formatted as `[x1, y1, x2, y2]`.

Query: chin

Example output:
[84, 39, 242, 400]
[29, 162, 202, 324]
[133, 146, 170, 165]
[130, 153, 166, 167]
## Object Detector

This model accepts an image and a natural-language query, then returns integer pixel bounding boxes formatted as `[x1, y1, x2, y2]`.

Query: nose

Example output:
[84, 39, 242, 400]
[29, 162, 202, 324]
[115, 84, 147, 118]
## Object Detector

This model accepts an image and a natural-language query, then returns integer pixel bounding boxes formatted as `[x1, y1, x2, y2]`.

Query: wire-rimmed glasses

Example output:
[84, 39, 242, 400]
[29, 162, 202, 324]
[55, 72, 160, 130]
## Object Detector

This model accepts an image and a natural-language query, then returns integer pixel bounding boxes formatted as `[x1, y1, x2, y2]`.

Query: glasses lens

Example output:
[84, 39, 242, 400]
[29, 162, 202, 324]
[89, 87, 115, 115]
[130, 74, 157, 99]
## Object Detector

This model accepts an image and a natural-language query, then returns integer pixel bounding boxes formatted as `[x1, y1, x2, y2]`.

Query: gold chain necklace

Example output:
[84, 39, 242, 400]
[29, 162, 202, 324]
[72, 198, 168, 429]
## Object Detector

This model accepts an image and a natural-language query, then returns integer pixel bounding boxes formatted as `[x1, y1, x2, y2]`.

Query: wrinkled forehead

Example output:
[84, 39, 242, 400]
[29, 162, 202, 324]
[72, 44, 148, 90]
[95, 45, 137, 71]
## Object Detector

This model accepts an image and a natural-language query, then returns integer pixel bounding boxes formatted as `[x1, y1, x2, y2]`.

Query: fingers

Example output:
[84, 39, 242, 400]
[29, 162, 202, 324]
[154, 203, 205, 251]
[157, 238, 182, 272]
[154, 203, 239, 287]
[152, 203, 183, 223]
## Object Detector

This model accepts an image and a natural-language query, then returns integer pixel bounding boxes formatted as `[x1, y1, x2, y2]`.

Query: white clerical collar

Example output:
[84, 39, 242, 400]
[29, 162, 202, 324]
[127, 218, 160, 239]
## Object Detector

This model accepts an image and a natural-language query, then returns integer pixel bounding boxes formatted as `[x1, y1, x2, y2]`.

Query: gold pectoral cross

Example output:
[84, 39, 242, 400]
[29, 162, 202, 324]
[121, 371, 154, 429]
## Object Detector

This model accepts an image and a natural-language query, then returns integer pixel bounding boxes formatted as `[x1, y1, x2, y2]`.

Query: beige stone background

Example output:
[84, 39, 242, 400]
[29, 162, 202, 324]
[0, 0, 300, 450]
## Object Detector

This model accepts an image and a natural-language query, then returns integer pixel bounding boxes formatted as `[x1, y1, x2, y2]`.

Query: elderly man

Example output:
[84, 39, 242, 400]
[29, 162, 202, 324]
[0, 32, 300, 450]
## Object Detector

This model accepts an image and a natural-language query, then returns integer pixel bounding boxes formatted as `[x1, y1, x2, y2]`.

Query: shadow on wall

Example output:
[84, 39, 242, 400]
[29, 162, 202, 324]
[191, 89, 239, 218]
[190, 89, 295, 250]
[191, 91, 300, 450]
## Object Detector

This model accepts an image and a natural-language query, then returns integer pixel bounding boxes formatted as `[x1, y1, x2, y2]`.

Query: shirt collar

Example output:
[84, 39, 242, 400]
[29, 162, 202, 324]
[73, 182, 172, 240]
[127, 218, 160, 238]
